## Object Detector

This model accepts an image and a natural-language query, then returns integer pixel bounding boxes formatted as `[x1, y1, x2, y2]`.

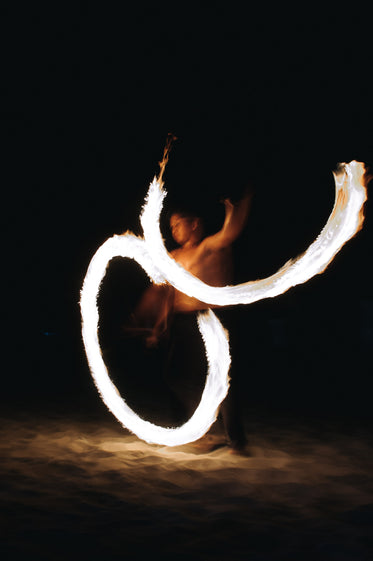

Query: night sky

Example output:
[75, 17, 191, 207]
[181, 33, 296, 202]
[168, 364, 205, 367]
[3, 5, 373, 413]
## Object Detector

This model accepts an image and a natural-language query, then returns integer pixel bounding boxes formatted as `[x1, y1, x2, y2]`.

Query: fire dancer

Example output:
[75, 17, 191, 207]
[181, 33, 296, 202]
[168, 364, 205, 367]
[131, 187, 253, 453]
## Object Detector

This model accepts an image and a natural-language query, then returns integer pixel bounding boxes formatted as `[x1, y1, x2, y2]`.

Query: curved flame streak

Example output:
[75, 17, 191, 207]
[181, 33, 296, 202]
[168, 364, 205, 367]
[80, 235, 231, 447]
[141, 161, 367, 305]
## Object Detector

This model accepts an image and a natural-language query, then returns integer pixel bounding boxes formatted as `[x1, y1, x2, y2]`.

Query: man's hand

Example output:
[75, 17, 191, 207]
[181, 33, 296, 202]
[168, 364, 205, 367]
[222, 198, 235, 213]
[145, 332, 160, 348]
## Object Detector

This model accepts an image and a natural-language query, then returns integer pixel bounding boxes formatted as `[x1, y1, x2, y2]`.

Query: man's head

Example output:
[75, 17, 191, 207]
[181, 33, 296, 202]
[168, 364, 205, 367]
[170, 212, 204, 246]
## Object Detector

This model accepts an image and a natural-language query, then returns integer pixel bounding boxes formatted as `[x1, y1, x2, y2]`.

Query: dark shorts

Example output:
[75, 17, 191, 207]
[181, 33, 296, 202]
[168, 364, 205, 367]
[164, 309, 247, 446]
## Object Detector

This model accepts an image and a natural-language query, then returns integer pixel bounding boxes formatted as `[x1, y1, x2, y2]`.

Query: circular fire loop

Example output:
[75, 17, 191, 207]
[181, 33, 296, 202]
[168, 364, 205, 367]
[80, 235, 231, 447]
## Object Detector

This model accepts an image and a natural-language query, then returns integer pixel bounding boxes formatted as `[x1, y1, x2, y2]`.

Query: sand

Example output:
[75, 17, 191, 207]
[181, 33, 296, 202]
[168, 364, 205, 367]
[1, 404, 373, 560]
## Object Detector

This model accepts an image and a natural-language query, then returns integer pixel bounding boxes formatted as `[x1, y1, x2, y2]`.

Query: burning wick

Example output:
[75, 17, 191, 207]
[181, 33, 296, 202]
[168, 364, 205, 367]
[80, 153, 368, 446]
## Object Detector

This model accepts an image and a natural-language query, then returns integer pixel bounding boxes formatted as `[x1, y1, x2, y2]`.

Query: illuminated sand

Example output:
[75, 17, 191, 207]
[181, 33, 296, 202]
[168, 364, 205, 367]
[80, 161, 368, 446]
[2, 410, 373, 560]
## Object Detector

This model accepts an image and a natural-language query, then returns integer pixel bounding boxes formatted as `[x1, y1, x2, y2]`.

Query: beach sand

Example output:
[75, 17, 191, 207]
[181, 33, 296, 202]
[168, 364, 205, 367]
[2, 402, 372, 560]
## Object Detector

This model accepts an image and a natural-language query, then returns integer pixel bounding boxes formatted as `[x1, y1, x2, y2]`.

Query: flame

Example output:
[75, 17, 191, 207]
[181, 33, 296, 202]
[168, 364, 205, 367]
[141, 161, 368, 305]
[157, 132, 177, 185]
[80, 234, 231, 447]
[80, 159, 367, 447]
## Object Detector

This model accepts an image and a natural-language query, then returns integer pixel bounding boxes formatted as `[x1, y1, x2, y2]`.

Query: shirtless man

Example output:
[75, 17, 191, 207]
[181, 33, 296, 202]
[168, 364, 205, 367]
[136, 190, 252, 347]
[131, 189, 252, 452]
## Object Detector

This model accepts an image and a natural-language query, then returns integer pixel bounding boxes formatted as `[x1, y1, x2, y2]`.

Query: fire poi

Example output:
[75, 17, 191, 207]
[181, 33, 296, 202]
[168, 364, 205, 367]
[80, 138, 368, 446]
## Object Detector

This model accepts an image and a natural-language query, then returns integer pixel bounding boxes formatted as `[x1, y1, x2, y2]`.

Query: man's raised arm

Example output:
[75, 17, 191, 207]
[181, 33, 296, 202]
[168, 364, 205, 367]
[203, 188, 253, 251]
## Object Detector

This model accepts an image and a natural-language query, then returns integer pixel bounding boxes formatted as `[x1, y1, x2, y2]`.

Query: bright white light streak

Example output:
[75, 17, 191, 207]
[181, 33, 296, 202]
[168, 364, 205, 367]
[141, 161, 368, 305]
[80, 234, 231, 446]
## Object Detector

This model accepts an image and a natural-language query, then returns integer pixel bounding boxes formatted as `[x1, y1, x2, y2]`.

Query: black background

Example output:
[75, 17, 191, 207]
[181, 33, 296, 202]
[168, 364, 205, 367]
[2, 4, 373, 419]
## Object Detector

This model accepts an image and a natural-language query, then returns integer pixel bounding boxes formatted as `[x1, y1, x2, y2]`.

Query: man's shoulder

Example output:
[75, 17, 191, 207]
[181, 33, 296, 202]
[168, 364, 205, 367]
[199, 234, 233, 255]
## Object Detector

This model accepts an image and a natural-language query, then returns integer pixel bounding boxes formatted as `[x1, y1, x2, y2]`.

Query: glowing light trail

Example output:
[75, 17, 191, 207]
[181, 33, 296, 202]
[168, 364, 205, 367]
[141, 161, 368, 306]
[80, 159, 367, 446]
[80, 234, 231, 446]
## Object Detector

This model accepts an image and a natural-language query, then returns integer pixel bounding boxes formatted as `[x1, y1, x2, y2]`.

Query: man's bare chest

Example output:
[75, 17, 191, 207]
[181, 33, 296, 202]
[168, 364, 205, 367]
[172, 246, 231, 284]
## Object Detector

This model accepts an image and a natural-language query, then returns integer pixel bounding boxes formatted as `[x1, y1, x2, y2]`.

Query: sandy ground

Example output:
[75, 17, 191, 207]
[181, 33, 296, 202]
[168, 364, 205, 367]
[1, 403, 373, 561]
